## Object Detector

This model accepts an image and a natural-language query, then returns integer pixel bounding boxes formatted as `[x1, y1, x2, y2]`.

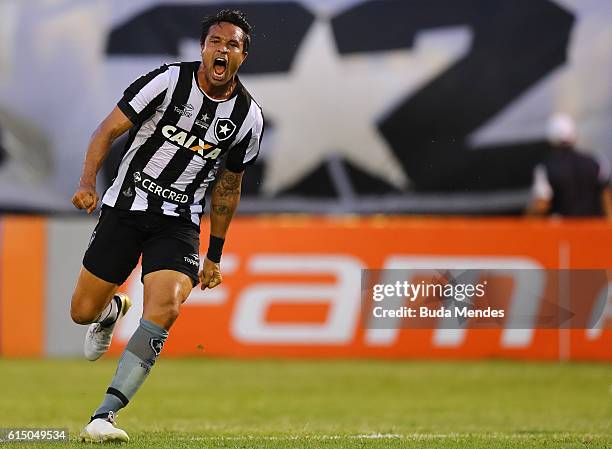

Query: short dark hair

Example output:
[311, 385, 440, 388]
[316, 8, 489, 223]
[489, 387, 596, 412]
[200, 9, 252, 53]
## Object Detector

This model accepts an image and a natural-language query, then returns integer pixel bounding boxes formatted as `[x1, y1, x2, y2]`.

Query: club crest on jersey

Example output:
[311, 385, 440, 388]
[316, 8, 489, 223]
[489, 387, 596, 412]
[161, 125, 222, 160]
[214, 118, 236, 141]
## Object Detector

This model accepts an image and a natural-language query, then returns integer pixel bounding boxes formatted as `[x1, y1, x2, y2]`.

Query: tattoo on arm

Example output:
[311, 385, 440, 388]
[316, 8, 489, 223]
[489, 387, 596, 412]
[214, 171, 241, 197]
[211, 170, 242, 213]
[210, 169, 243, 238]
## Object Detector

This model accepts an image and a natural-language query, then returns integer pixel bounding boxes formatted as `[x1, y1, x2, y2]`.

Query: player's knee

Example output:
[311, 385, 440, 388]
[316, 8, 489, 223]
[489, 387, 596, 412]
[161, 304, 180, 328]
[146, 302, 181, 330]
[70, 295, 98, 324]
[70, 306, 94, 325]
[143, 275, 191, 329]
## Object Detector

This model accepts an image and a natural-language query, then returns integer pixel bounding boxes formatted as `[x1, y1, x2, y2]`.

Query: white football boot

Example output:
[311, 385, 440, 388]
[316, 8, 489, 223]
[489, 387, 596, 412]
[80, 411, 129, 442]
[84, 293, 131, 361]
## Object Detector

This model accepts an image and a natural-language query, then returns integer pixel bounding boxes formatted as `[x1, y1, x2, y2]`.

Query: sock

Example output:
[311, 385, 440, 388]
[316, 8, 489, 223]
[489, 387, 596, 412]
[95, 295, 120, 327]
[92, 318, 168, 419]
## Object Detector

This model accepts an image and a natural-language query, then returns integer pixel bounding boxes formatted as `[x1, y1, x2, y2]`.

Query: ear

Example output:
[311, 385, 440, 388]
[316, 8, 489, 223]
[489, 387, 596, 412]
[238, 52, 249, 68]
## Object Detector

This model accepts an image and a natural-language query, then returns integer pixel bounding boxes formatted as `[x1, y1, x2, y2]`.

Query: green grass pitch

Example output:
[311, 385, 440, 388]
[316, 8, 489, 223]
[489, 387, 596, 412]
[0, 358, 609, 448]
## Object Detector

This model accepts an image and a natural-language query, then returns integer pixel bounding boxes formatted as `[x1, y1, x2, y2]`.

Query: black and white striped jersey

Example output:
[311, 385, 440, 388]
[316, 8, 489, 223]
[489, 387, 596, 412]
[102, 61, 264, 227]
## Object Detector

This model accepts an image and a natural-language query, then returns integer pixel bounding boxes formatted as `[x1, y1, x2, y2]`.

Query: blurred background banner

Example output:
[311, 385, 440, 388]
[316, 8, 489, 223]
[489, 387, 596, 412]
[1, 215, 610, 360]
[1, 0, 612, 213]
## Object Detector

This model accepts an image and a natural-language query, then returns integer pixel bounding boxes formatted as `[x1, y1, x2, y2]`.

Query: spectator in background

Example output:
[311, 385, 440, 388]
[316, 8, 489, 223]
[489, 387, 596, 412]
[0, 125, 5, 165]
[527, 113, 612, 218]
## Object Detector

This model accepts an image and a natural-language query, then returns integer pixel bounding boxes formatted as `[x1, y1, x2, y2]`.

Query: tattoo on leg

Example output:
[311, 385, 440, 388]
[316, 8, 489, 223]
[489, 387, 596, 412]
[212, 205, 230, 215]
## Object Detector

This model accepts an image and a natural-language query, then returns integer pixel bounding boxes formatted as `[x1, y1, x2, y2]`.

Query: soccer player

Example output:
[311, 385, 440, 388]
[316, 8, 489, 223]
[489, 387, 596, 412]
[70, 10, 263, 442]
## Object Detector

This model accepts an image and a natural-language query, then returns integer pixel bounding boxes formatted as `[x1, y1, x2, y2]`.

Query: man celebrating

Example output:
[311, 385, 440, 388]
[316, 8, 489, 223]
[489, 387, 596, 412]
[70, 10, 263, 442]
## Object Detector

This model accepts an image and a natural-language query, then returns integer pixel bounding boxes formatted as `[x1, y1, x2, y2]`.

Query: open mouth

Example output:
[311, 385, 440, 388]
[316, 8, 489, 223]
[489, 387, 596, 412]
[212, 57, 227, 80]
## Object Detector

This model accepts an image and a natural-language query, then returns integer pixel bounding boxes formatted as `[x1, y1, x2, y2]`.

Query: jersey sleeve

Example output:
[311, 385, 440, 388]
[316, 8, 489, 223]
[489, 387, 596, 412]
[117, 65, 170, 125]
[225, 107, 265, 173]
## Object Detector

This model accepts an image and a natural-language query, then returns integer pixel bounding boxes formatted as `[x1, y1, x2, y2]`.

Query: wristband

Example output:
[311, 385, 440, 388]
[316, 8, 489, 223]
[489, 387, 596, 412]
[206, 235, 225, 263]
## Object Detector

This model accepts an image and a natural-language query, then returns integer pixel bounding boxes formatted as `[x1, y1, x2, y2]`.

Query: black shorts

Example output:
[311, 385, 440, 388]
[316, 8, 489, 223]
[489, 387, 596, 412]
[83, 206, 200, 286]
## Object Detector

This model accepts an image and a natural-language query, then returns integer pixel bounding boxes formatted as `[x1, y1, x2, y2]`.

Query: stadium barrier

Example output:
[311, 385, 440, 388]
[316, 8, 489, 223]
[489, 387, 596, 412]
[0, 215, 610, 361]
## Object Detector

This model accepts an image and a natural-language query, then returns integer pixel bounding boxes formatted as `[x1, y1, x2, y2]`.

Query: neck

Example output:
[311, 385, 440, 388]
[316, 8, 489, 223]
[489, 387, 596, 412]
[197, 65, 236, 100]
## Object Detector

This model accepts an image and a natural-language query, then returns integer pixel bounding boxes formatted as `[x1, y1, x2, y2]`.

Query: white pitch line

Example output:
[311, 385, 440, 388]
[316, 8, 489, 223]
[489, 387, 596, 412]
[185, 433, 608, 441]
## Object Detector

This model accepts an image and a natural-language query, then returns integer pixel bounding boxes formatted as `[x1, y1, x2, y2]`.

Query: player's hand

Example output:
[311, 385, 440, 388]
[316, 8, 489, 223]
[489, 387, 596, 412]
[72, 184, 99, 214]
[199, 257, 222, 290]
